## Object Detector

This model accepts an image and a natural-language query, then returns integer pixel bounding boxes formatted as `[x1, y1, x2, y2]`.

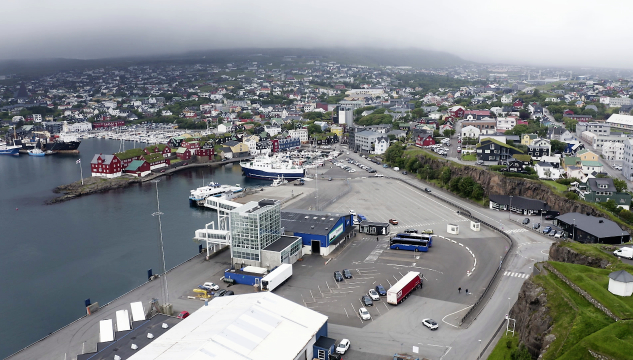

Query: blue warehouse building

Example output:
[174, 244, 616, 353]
[281, 209, 355, 256]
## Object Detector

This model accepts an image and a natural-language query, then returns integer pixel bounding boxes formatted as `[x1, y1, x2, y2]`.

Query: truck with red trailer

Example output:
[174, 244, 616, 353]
[387, 271, 422, 305]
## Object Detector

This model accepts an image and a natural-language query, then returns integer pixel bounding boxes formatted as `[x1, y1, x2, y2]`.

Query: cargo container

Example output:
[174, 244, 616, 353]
[387, 271, 422, 305]
[261, 264, 293, 291]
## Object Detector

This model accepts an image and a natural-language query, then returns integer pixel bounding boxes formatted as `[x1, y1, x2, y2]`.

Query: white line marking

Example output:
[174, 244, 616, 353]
[441, 305, 474, 328]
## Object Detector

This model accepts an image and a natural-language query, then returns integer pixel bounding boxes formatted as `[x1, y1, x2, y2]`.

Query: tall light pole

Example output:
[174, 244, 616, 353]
[478, 339, 482, 359]
[540, 208, 543, 226]
[508, 196, 513, 220]
[573, 218, 575, 240]
[151, 180, 170, 309]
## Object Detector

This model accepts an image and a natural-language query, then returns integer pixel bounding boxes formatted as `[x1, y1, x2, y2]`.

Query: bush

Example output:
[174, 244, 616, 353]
[620, 209, 633, 223]
[490, 165, 506, 171]
[449, 176, 462, 193]
[502, 172, 539, 180]
[472, 183, 484, 200]
[565, 191, 579, 200]
[556, 178, 575, 185]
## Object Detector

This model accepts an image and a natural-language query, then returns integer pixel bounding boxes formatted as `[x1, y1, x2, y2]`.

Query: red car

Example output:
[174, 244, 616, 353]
[177, 311, 190, 319]
[183, 162, 188, 166]
[389, 219, 398, 225]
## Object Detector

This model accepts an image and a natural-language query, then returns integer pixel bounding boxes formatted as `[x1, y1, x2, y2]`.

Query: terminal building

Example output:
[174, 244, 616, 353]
[128, 292, 336, 360]
[281, 209, 355, 256]
[229, 199, 302, 268]
[555, 212, 630, 244]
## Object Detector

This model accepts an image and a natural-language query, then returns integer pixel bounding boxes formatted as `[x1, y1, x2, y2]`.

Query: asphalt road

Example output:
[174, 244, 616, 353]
[337, 151, 554, 360]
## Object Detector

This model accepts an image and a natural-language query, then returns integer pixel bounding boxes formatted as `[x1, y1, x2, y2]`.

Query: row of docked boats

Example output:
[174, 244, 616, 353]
[0, 142, 47, 157]
[189, 182, 244, 206]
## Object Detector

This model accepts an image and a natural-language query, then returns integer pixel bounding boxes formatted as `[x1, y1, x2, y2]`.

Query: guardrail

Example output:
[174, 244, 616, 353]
[385, 176, 514, 326]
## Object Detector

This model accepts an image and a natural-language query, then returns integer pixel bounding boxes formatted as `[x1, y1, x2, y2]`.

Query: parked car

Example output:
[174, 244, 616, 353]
[383, 164, 389, 168]
[533, 223, 541, 230]
[422, 318, 438, 330]
[336, 339, 351, 354]
[224, 290, 235, 296]
[402, 171, 408, 175]
[549, 230, 557, 237]
[554, 232, 563, 239]
[198, 285, 214, 292]
[361, 295, 374, 306]
[376, 284, 387, 296]
[177, 311, 190, 319]
[334, 271, 344, 282]
[343, 269, 353, 279]
[389, 219, 399, 225]
[424, 188, 432, 193]
[368, 289, 380, 301]
[404, 229, 418, 233]
[422, 229, 434, 234]
[522, 218, 530, 225]
[328, 177, 332, 181]
[542, 226, 552, 234]
[359, 307, 371, 320]
[375, 173, 384, 177]
[545, 214, 556, 220]
[215, 289, 227, 297]
[203, 282, 220, 291]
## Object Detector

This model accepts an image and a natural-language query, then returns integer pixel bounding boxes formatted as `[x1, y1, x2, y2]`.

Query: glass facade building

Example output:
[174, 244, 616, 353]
[229, 200, 281, 263]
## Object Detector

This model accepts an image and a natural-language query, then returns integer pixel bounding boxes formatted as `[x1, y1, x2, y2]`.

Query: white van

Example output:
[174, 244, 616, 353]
[393, 167, 400, 171]
[613, 247, 633, 260]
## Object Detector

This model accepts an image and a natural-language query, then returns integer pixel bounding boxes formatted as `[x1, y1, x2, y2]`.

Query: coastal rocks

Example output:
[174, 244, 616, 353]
[47, 176, 141, 204]
[548, 242, 611, 269]
[509, 279, 553, 359]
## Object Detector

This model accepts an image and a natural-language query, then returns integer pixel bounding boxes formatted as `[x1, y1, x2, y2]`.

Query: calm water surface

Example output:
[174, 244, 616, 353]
[0, 138, 267, 358]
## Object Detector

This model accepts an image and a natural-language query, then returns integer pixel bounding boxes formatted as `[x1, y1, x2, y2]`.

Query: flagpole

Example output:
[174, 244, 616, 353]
[77, 159, 84, 185]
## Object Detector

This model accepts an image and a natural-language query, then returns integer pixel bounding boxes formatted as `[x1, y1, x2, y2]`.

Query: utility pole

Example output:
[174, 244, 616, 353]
[151, 180, 171, 313]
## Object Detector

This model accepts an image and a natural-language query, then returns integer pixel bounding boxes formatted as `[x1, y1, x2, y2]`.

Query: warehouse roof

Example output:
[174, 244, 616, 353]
[489, 194, 549, 212]
[127, 292, 328, 360]
[281, 209, 350, 236]
[556, 212, 627, 239]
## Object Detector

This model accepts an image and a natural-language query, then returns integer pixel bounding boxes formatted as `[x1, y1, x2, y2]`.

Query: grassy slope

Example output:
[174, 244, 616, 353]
[487, 333, 520, 360]
[557, 321, 633, 360]
[542, 180, 567, 193]
[549, 261, 633, 319]
[558, 242, 619, 264]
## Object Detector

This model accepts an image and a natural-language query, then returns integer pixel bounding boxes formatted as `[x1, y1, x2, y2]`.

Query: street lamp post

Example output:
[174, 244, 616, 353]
[508, 196, 513, 220]
[540, 209, 543, 226]
[478, 339, 482, 360]
[573, 218, 575, 240]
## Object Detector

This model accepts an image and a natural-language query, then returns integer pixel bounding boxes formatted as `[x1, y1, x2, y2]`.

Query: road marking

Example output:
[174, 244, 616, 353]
[384, 302, 389, 311]
[344, 307, 349, 318]
[375, 304, 382, 316]
[441, 305, 473, 328]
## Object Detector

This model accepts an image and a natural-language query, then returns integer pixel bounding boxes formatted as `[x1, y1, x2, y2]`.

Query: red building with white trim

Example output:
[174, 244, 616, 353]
[415, 134, 436, 147]
[195, 148, 215, 160]
[90, 154, 122, 178]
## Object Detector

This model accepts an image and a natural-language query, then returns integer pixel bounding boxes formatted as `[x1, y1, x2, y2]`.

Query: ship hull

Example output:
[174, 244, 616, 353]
[241, 167, 305, 180]
[0, 148, 20, 156]
[44, 140, 81, 152]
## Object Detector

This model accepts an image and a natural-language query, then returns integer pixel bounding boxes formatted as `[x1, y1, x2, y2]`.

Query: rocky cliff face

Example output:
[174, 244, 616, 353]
[416, 155, 613, 221]
[548, 242, 611, 268]
[509, 279, 554, 359]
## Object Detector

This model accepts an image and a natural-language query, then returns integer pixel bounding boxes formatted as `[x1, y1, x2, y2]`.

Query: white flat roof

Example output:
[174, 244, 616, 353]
[606, 114, 633, 126]
[128, 292, 327, 360]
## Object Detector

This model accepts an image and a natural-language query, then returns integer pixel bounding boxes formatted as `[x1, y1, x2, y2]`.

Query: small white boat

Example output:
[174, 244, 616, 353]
[271, 175, 287, 187]
[27, 148, 46, 157]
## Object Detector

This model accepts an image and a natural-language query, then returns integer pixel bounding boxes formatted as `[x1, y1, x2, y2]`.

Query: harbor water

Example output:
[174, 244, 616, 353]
[0, 138, 268, 358]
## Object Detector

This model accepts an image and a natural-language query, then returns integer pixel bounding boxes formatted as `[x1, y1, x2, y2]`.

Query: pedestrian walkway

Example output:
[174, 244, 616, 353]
[503, 271, 529, 279]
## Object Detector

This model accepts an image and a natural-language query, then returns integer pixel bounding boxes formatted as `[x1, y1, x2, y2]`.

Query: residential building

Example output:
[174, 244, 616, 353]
[461, 119, 497, 135]
[264, 125, 282, 136]
[272, 137, 300, 152]
[527, 139, 551, 160]
[476, 138, 524, 162]
[578, 149, 599, 162]
[176, 147, 192, 160]
[289, 128, 309, 143]
[90, 154, 122, 178]
[535, 161, 563, 180]
[415, 133, 436, 147]
[521, 134, 538, 146]
[575, 178, 631, 210]
[355, 130, 388, 154]
[576, 122, 611, 137]
[581, 160, 603, 175]
[602, 142, 624, 161]
[496, 117, 516, 132]
[330, 125, 343, 138]
[461, 125, 481, 139]
[555, 213, 630, 244]
[600, 96, 633, 108]
[124, 160, 151, 177]
[624, 138, 633, 181]
[488, 194, 549, 215]
[143, 153, 170, 170]
[580, 131, 627, 149]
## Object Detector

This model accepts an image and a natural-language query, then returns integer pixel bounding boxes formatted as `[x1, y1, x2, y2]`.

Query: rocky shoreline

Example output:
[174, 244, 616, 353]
[47, 176, 143, 204]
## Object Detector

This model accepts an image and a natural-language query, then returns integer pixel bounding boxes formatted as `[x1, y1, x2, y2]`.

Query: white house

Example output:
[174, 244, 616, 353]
[264, 125, 282, 137]
[461, 125, 481, 139]
[496, 117, 516, 132]
[535, 162, 562, 180]
[501, 94, 513, 103]
[217, 123, 229, 134]
[289, 129, 309, 143]
[602, 142, 624, 161]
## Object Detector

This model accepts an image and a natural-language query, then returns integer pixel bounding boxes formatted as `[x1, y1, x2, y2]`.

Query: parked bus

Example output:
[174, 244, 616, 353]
[390, 234, 432, 252]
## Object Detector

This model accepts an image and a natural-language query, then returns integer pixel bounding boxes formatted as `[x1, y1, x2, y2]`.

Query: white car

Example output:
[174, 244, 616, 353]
[422, 318, 438, 330]
[203, 282, 219, 291]
[375, 173, 384, 177]
[359, 307, 371, 320]
[336, 339, 350, 354]
[368, 289, 380, 301]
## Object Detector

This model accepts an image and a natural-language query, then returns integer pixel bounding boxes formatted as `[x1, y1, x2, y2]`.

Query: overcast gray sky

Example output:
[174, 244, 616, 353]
[2, 0, 631, 69]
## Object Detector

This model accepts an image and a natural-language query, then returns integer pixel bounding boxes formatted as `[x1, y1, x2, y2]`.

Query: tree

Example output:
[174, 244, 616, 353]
[471, 183, 484, 200]
[550, 140, 567, 153]
[613, 178, 628, 193]
[458, 177, 475, 197]
[602, 199, 620, 214]
[519, 110, 531, 120]
[440, 167, 452, 185]
[384, 142, 405, 164]
[620, 209, 633, 223]
[449, 176, 462, 192]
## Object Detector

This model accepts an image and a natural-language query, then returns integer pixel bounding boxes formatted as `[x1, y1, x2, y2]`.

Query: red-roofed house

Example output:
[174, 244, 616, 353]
[415, 133, 436, 147]
[449, 106, 465, 118]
